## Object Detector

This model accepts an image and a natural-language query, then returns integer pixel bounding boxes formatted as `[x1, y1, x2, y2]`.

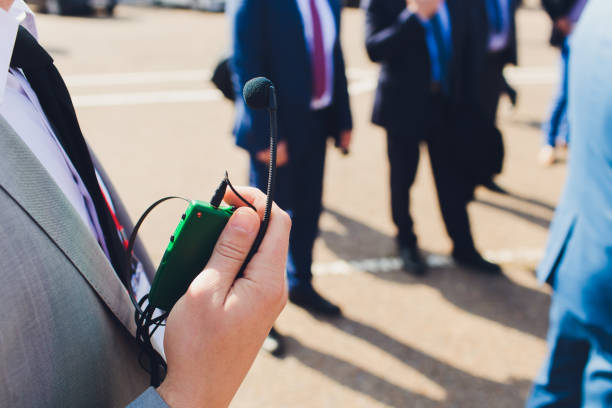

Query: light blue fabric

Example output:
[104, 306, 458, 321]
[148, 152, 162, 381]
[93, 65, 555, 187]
[530, 0, 612, 404]
[536, 0, 612, 329]
[527, 297, 612, 407]
[542, 37, 570, 147]
[421, 3, 452, 91]
[127, 387, 169, 408]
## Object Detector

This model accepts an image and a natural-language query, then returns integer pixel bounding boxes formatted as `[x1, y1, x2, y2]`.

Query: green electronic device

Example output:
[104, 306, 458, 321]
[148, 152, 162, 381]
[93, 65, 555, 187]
[148, 201, 235, 311]
[130, 77, 278, 388]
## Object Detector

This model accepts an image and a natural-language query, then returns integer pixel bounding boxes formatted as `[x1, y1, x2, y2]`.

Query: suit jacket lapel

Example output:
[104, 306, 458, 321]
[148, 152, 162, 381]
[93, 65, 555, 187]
[0, 115, 137, 337]
[288, 0, 311, 76]
[328, 0, 340, 27]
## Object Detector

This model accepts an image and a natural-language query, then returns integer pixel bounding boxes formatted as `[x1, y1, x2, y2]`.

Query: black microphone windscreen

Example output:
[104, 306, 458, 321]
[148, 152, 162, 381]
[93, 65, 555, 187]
[243, 77, 273, 110]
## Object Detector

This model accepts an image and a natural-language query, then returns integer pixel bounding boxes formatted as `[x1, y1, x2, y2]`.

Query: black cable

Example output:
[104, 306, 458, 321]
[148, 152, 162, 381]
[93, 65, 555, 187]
[224, 171, 257, 212]
[210, 177, 229, 208]
[126, 195, 190, 315]
[237, 91, 278, 277]
[126, 197, 189, 387]
[133, 298, 167, 387]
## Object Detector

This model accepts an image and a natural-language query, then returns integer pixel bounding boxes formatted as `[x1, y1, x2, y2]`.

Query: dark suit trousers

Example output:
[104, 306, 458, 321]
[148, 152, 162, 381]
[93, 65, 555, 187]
[427, 95, 476, 254]
[480, 51, 507, 124]
[386, 125, 421, 248]
[249, 108, 329, 291]
[386, 93, 475, 253]
[478, 51, 508, 179]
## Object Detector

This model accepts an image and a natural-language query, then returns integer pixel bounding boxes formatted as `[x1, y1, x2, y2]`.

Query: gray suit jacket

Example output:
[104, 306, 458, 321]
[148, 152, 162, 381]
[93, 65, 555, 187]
[0, 116, 168, 407]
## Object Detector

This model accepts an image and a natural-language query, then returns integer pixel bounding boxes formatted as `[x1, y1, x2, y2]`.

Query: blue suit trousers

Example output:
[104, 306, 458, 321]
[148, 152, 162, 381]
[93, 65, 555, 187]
[249, 109, 329, 291]
[542, 39, 570, 148]
[526, 295, 612, 407]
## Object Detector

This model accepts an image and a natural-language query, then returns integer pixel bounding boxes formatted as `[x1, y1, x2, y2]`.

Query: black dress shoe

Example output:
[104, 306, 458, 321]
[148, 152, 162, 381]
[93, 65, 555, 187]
[262, 326, 285, 358]
[453, 250, 502, 274]
[399, 245, 427, 276]
[289, 284, 342, 317]
[482, 180, 507, 194]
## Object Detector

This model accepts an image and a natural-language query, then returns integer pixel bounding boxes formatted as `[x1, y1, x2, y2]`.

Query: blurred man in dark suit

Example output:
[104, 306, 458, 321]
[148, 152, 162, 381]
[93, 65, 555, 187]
[473, 0, 518, 192]
[476, 0, 517, 124]
[228, 0, 352, 316]
[364, 0, 501, 274]
[526, 0, 612, 405]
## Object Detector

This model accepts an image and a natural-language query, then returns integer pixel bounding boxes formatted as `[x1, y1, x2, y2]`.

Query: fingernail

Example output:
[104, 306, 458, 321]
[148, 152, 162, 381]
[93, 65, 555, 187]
[229, 207, 257, 234]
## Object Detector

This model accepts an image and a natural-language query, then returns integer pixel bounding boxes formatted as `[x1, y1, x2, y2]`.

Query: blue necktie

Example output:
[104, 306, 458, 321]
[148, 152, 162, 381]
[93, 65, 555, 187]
[431, 13, 450, 94]
[487, 0, 503, 34]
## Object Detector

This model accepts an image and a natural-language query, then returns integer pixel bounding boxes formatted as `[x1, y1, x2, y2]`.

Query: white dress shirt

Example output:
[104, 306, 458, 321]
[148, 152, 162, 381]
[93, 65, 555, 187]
[0, 0, 109, 257]
[295, 0, 336, 110]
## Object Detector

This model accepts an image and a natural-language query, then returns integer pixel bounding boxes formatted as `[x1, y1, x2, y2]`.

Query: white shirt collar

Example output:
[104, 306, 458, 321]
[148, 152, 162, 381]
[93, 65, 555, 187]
[0, 0, 38, 104]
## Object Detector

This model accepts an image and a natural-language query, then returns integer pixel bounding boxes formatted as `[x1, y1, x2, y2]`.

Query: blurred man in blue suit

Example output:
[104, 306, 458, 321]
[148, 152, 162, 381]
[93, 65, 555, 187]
[228, 0, 352, 317]
[527, 0, 612, 405]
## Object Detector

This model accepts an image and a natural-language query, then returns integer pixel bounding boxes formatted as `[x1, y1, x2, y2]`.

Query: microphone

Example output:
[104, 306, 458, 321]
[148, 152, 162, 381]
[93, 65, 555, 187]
[237, 77, 279, 277]
[243, 76, 277, 111]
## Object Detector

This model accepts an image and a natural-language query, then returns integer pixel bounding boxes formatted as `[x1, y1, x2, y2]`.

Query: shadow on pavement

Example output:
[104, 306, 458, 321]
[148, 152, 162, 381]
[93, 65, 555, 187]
[508, 117, 543, 131]
[44, 47, 69, 56]
[503, 191, 557, 212]
[284, 336, 439, 407]
[319, 207, 397, 261]
[474, 199, 552, 229]
[422, 267, 550, 340]
[319, 207, 551, 340]
[287, 317, 532, 407]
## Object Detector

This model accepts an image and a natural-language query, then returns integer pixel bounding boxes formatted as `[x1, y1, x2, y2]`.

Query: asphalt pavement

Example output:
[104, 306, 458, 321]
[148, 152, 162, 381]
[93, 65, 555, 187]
[36, 3, 567, 406]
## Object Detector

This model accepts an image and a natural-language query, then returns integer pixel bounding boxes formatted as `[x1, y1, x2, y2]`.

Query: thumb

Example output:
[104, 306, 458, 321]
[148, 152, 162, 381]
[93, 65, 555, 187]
[197, 207, 260, 297]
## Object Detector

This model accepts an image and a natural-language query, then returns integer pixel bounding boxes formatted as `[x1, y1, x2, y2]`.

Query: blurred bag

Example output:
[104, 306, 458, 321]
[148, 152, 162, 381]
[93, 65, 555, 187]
[447, 104, 504, 186]
[211, 56, 236, 101]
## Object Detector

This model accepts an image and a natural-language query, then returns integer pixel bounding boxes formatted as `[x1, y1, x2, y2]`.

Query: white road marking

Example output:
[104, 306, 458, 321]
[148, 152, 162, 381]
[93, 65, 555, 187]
[71, 85, 378, 107]
[64, 69, 211, 87]
[348, 78, 378, 96]
[504, 66, 559, 85]
[346, 67, 377, 80]
[72, 89, 223, 107]
[311, 248, 543, 276]
[66, 68, 367, 87]
[68, 66, 558, 108]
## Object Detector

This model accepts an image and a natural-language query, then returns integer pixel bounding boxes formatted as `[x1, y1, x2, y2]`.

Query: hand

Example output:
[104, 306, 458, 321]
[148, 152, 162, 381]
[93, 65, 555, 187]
[157, 187, 290, 408]
[336, 129, 352, 155]
[256, 140, 289, 167]
[554, 17, 573, 36]
[407, 0, 442, 20]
